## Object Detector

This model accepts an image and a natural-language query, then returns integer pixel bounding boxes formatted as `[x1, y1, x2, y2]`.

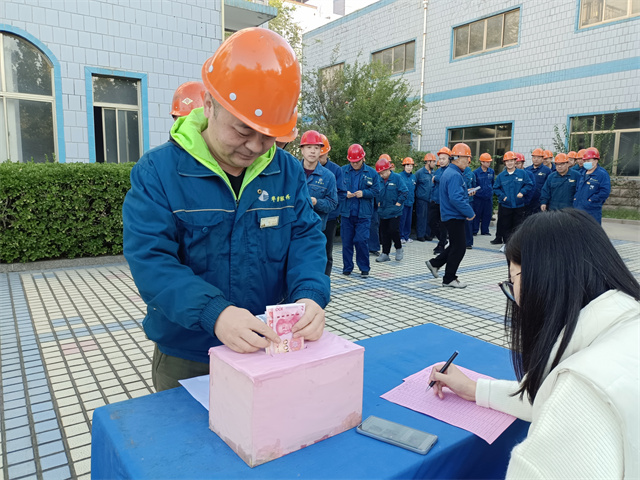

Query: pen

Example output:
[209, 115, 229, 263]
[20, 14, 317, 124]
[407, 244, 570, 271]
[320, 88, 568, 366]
[427, 350, 459, 392]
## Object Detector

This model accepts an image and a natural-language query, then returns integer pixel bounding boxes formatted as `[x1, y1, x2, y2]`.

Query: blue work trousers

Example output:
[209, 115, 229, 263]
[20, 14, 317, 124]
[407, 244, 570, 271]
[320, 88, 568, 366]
[465, 218, 474, 247]
[415, 198, 431, 238]
[400, 205, 413, 241]
[342, 216, 372, 273]
[368, 210, 380, 252]
[472, 197, 493, 235]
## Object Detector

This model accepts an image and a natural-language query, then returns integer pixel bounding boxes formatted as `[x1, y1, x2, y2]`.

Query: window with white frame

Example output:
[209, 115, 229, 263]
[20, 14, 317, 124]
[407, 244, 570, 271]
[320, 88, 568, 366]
[570, 111, 640, 176]
[448, 123, 512, 160]
[453, 9, 519, 59]
[371, 41, 415, 74]
[92, 75, 142, 163]
[579, 0, 639, 28]
[0, 32, 57, 163]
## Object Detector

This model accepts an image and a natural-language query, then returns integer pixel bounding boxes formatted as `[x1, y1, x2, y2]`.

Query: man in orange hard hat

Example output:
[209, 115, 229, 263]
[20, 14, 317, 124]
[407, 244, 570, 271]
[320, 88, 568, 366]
[429, 147, 451, 255]
[415, 153, 437, 241]
[170, 81, 206, 121]
[123, 29, 330, 391]
[525, 148, 552, 216]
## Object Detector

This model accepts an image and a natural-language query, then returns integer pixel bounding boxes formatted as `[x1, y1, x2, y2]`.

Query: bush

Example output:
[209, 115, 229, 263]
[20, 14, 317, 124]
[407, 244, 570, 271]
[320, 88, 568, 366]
[0, 162, 134, 263]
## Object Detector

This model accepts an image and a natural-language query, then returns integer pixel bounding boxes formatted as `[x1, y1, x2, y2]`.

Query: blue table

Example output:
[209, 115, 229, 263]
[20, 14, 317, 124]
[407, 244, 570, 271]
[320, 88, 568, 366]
[91, 324, 528, 479]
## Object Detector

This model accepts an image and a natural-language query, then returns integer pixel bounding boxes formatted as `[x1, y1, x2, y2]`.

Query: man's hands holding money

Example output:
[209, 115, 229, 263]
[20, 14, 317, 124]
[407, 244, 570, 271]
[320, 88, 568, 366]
[215, 306, 281, 353]
[291, 298, 325, 341]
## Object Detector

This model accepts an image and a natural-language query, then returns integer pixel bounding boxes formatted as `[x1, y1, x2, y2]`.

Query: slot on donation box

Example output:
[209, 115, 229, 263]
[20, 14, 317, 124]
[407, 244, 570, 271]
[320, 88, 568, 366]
[209, 331, 364, 467]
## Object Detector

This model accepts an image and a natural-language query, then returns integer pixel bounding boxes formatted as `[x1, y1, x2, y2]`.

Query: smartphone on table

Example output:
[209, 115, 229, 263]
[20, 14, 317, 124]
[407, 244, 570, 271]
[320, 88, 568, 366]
[356, 415, 438, 454]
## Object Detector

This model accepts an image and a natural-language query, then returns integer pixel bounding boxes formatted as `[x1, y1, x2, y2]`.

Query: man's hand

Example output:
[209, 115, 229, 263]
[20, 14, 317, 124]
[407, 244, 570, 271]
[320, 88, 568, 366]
[466, 214, 476, 221]
[346, 191, 354, 198]
[292, 298, 325, 341]
[540, 204, 547, 211]
[516, 193, 523, 198]
[354, 190, 364, 198]
[395, 202, 401, 207]
[311, 197, 317, 206]
[214, 306, 280, 353]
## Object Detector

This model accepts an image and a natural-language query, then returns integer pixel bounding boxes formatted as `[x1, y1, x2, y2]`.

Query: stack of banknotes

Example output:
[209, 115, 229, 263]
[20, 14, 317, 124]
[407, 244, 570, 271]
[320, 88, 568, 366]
[264, 303, 305, 355]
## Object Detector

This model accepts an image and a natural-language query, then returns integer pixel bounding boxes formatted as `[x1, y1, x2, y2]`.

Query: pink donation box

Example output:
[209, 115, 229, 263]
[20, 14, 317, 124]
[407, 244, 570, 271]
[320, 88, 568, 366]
[208, 331, 364, 467]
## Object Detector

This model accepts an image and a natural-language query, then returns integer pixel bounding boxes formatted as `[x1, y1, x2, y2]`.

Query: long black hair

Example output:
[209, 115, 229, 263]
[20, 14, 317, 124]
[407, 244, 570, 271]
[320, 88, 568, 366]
[504, 208, 639, 402]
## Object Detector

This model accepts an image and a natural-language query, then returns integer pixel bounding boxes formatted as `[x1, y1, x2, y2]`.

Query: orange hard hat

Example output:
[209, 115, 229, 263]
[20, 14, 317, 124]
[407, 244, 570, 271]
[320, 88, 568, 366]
[171, 81, 206, 117]
[576, 149, 587, 159]
[583, 147, 600, 160]
[531, 148, 544, 157]
[543, 150, 553, 159]
[276, 127, 298, 143]
[424, 153, 436, 162]
[402, 157, 414, 165]
[503, 151, 517, 161]
[437, 147, 451, 157]
[300, 130, 324, 147]
[347, 144, 366, 162]
[375, 158, 393, 173]
[479, 153, 492, 162]
[201, 28, 300, 138]
[515, 153, 525, 162]
[554, 153, 568, 163]
[379, 154, 391, 162]
[567, 151, 577, 159]
[319, 134, 331, 155]
[451, 143, 471, 157]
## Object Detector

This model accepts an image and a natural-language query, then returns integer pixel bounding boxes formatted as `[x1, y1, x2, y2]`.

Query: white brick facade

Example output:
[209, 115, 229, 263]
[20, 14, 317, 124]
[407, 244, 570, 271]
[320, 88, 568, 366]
[302, 0, 640, 157]
[1, 0, 222, 163]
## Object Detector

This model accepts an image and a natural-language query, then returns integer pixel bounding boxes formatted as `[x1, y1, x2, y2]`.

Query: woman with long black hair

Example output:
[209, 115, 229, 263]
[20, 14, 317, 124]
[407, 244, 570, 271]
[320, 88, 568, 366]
[429, 209, 639, 478]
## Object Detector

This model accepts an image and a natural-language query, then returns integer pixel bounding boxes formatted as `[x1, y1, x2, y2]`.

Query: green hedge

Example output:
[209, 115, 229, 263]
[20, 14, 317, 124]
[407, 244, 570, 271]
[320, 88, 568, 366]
[0, 162, 134, 263]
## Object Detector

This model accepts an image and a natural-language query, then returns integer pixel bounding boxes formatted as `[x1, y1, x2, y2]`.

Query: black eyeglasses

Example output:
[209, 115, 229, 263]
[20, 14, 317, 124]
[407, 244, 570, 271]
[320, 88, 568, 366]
[498, 272, 521, 302]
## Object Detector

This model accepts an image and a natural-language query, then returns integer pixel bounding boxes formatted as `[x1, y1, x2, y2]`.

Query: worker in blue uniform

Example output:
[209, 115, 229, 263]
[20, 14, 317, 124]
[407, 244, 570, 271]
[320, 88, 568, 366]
[573, 148, 611, 224]
[399, 157, 417, 243]
[415, 153, 436, 241]
[429, 147, 451, 255]
[375, 157, 408, 262]
[472, 153, 495, 236]
[340, 144, 382, 277]
[525, 147, 552, 215]
[540, 153, 581, 211]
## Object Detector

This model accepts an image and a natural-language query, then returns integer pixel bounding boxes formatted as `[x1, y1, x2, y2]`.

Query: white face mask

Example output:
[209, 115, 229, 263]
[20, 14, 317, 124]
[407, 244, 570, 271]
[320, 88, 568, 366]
[583, 162, 593, 170]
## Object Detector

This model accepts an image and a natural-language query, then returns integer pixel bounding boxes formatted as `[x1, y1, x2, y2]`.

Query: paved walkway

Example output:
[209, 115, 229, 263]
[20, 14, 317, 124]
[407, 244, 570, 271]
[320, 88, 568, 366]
[1, 231, 638, 480]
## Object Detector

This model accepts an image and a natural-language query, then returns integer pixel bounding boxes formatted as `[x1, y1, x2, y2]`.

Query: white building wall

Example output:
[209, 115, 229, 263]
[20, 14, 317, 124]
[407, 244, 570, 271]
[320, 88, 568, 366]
[303, 0, 640, 157]
[2, 0, 222, 163]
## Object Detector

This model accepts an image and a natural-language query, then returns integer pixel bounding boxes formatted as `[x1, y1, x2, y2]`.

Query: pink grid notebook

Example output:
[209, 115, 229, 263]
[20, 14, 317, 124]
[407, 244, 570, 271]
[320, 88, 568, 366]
[381, 364, 517, 444]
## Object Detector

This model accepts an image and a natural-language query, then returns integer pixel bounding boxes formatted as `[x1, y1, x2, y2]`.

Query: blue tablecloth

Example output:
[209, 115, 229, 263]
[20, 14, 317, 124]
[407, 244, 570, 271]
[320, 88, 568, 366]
[91, 324, 528, 479]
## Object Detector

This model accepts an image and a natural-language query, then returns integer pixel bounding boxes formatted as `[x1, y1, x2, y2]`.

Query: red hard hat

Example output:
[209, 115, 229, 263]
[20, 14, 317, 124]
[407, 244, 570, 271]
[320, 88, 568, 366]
[319, 134, 331, 155]
[201, 28, 300, 137]
[424, 153, 436, 161]
[583, 147, 600, 160]
[171, 81, 206, 117]
[531, 148, 544, 157]
[402, 157, 414, 165]
[479, 153, 492, 162]
[503, 151, 517, 161]
[300, 130, 324, 147]
[347, 144, 366, 162]
[437, 147, 451, 157]
[375, 158, 392, 172]
[451, 143, 471, 157]
[515, 153, 525, 162]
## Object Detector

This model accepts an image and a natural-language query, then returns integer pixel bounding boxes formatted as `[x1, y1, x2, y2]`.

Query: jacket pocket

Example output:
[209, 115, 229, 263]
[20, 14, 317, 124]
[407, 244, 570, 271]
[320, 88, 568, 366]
[254, 207, 298, 262]
[173, 209, 230, 275]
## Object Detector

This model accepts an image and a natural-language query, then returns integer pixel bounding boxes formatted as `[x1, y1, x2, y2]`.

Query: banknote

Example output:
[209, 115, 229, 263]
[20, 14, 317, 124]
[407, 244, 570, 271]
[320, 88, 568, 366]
[265, 303, 305, 355]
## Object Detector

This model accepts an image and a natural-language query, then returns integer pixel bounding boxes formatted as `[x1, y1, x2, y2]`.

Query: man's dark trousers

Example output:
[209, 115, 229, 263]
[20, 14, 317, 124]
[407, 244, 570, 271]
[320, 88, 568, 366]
[430, 219, 466, 284]
[428, 201, 447, 248]
[323, 218, 338, 276]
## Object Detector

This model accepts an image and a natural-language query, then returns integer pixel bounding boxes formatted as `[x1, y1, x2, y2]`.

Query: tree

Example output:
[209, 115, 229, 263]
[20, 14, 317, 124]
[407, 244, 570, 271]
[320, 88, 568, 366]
[301, 60, 423, 165]
[268, 0, 302, 60]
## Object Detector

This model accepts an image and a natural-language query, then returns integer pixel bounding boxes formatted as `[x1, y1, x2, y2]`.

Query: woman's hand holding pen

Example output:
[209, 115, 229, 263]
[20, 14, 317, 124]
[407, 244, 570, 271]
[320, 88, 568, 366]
[429, 363, 478, 402]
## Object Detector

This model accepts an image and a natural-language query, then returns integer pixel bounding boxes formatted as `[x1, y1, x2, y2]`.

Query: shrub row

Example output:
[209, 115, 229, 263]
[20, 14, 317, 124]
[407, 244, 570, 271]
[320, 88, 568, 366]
[0, 162, 134, 263]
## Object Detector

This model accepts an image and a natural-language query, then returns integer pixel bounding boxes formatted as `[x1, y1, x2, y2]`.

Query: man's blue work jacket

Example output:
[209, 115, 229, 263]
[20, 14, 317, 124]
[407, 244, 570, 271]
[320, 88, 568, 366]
[321, 159, 345, 221]
[439, 164, 476, 222]
[574, 166, 611, 210]
[525, 164, 552, 202]
[431, 166, 448, 204]
[123, 140, 330, 364]
[540, 169, 581, 210]
[378, 171, 409, 219]
[400, 171, 417, 207]
[521, 168, 537, 205]
[473, 167, 495, 200]
[415, 167, 434, 202]
[305, 162, 338, 231]
[493, 169, 534, 209]
[340, 163, 382, 219]
[463, 166, 477, 204]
